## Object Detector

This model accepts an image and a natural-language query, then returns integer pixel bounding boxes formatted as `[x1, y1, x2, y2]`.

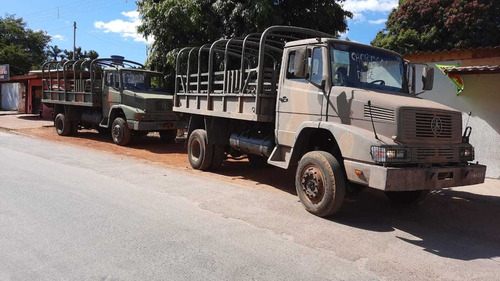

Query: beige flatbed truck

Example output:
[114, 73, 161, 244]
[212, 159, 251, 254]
[42, 57, 179, 146]
[174, 26, 486, 216]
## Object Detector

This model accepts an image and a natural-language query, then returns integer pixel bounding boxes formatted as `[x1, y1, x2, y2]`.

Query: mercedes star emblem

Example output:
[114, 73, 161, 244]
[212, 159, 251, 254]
[431, 116, 442, 135]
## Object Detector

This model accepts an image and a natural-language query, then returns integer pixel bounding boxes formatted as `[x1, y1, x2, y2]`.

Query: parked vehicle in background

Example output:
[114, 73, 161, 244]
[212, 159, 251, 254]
[174, 26, 486, 217]
[42, 57, 179, 146]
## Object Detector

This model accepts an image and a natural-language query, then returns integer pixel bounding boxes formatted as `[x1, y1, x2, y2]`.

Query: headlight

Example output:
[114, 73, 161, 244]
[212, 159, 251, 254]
[371, 146, 411, 163]
[459, 147, 474, 161]
[134, 113, 151, 120]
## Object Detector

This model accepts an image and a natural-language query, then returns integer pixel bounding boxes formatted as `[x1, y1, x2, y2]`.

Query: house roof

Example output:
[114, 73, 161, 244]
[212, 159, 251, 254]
[403, 46, 500, 63]
[444, 65, 500, 75]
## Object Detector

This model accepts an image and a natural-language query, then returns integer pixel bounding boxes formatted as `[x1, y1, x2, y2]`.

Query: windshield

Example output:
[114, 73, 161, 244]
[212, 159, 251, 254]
[330, 43, 407, 93]
[122, 71, 167, 93]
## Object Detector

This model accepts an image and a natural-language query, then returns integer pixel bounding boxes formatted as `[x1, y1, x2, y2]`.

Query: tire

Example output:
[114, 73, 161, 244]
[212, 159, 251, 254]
[54, 113, 72, 136]
[111, 117, 131, 146]
[187, 129, 213, 171]
[210, 145, 226, 170]
[295, 151, 346, 217]
[159, 130, 177, 143]
[385, 190, 428, 205]
[248, 154, 268, 168]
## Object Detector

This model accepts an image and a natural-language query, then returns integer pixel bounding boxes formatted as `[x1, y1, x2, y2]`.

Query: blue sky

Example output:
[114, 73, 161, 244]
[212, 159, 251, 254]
[3, 0, 398, 64]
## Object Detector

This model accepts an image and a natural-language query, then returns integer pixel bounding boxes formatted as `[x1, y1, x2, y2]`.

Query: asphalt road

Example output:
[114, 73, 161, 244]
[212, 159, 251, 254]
[1, 131, 499, 280]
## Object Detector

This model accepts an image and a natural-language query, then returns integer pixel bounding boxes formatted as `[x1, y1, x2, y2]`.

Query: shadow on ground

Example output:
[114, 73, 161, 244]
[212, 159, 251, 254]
[332, 187, 500, 261]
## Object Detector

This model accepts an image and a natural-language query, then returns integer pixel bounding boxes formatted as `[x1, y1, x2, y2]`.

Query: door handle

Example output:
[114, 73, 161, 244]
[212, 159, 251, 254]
[279, 96, 288, 102]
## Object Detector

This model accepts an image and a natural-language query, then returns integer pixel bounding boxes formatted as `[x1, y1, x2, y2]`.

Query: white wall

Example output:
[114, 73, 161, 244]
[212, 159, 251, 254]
[1, 83, 20, 110]
[418, 61, 500, 178]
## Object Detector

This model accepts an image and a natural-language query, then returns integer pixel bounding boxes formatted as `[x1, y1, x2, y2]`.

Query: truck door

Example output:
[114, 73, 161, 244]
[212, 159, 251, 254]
[276, 46, 326, 147]
[102, 70, 121, 118]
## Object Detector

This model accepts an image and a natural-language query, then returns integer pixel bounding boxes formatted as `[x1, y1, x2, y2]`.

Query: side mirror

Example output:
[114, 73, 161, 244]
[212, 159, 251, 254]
[422, 66, 434, 91]
[294, 48, 307, 79]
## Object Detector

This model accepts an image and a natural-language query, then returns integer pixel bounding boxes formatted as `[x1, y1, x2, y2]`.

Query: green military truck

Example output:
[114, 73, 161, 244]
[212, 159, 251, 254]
[42, 57, 178, 146]
[174, 26, 486, 217]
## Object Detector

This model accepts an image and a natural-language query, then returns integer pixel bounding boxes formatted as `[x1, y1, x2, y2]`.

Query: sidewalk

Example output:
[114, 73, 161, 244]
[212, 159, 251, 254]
[0, 113, 53, 129]
[0, 110, 22, 116]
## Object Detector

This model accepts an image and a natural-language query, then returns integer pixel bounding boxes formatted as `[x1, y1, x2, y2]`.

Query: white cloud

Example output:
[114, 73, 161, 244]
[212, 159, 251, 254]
[343, 0, 398, 13]
[51, 34, 65, 41]
[368, 19, 387, 25]
[351, 12, 366, 23]
[94, 10, 153, 44]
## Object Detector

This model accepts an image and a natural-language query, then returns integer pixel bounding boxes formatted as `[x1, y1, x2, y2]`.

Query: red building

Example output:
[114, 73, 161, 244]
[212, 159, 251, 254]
[0, 70, 51, 119]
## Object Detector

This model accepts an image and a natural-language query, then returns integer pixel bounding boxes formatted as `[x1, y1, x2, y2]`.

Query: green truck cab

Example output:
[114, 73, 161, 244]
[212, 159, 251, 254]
[42, 57, 178, 145]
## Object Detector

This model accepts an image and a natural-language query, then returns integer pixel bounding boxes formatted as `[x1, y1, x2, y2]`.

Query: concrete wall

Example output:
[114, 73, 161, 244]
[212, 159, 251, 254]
[417, 61, 500, 178]
[1, 83, 20, 111]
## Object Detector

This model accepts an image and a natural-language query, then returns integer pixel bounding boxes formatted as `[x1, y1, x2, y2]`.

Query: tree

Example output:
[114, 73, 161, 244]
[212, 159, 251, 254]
[64, 47, 83, 60]
[0, 15, 50, 75]
[61, 47, 99, 60]
[46, 45, 63, 61]
[137, 0, 352, 79]
[371, 0, 500, 54]
[84, 50, 99, 60]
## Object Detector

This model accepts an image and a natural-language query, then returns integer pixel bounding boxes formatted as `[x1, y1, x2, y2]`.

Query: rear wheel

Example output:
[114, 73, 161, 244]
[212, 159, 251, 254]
[385, 190, 428, 205]
[54, 113, 72, 136]
[296, 151, 346, 217]
[111, 117, 131, 146]
[159, 130, 177, 143]
[187, 129, 213, 171]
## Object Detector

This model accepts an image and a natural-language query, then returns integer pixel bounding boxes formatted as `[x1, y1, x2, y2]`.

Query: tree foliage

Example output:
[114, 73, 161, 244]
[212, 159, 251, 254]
[54, 46, 99, 61]
[371, 0, 500, 54]
[0, 15, 50, 75]
[137, 0, 352, 79]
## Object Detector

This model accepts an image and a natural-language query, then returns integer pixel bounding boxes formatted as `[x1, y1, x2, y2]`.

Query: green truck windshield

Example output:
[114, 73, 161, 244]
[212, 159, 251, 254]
[330, 43, 407, 94]
[122, 71, 167, 93]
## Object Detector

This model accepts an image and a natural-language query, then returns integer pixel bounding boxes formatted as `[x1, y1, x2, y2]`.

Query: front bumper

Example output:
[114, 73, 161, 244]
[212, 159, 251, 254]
[344, 160, 487, 191]
[127, 120, 178, 131]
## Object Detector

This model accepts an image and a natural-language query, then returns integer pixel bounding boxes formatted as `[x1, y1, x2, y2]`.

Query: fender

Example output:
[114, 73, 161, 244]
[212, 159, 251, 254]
[108, 104, 138, 121]
[289, 121, 395, 166]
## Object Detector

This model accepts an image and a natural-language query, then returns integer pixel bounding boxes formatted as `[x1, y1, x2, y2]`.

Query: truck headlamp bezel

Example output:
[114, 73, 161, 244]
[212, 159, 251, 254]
[370, 146, 411, 163]
[459, 147, 474, 162]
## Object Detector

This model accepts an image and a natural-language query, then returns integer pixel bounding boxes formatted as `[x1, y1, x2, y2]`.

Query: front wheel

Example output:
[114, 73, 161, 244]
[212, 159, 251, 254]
[111, 117, 131, 146]
[296, 151, 346, 217]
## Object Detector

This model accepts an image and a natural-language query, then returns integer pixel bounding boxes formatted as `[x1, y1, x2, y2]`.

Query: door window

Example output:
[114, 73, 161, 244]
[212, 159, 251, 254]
[310, 48, 323, 85]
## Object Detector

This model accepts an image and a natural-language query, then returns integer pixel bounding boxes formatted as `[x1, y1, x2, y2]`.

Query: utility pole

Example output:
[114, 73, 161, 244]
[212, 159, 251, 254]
[73, 22, 77, 60]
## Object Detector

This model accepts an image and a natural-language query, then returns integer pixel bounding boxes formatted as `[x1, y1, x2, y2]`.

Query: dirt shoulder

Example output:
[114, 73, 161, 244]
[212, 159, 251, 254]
[11, 126, 297, 196]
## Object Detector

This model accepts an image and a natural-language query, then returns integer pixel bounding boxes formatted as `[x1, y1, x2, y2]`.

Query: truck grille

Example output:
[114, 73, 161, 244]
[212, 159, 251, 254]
[400, 109, 461, 142]
[416, 148, 455, 162]
[146, 99, 173, 112]
[415, 112, 453, 138]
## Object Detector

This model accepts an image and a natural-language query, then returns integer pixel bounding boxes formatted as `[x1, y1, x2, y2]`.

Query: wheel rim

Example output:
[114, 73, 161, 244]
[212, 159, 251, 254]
[112, 124, 122, 142]
[190, 138, 201, 162]
[300, 165, 325, 204]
